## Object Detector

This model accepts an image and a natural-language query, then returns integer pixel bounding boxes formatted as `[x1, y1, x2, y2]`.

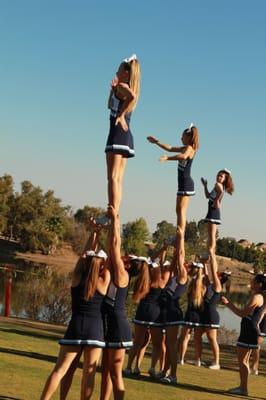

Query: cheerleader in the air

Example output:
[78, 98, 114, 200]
[105, 54, 141, 214]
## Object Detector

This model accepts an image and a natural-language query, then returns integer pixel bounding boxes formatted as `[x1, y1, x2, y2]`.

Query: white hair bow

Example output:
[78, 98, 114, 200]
[124, 54, 137, 63]
[187, 122, 194, 132]
[131, 256, 159, 268]
[222, 168, 232, 175]
[163, 260, 171, 267]
[84, 249, 108, 260]
[192, 262, 204, 269]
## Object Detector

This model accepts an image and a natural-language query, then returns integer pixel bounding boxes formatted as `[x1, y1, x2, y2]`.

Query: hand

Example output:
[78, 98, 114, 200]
[201, 177, 207, 186]
[159, 155, 168, 162]
[115, 115, 128, 131]
[147, 136, 159, 144]
[111, 76, 118, 89]
[88, 217, 102, 232]
[221, 296, 229, 305]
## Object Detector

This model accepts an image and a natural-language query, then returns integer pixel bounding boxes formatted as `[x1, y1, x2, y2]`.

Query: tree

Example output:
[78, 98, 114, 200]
[122, 218, 150, 255]
[152, 220, 176, 249]
[0, 175, 14, 236]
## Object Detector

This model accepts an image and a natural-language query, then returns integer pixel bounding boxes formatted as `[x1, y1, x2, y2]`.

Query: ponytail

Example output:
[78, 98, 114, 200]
[132, 261, 150, 303]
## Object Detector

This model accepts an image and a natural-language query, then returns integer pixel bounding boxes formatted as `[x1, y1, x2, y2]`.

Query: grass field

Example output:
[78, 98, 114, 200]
[0, 317, 265, 400]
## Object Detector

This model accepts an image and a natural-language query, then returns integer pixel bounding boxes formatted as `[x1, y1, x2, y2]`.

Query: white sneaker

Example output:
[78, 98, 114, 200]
[250, 369, 259, 375]
[228, 387, 248, 396]
[209, 364, 220, 370]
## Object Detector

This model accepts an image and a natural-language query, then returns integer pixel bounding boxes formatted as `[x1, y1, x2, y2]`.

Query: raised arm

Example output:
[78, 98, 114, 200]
[201, 177, 210, 199]
[171, 249, 187, 285]
[108, 205, 128, 286]
[147, 136, 184, 152]
[208, 256, 222, 293]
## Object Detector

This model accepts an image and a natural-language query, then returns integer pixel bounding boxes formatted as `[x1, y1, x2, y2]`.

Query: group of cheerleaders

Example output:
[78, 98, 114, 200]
[40, 54, 266, 399]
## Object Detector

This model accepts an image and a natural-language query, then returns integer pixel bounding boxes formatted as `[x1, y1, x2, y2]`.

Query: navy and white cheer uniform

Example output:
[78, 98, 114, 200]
[177, 157, 195, 196]
[159, 277, 187, 326]
[133, 287, 163, 327]
[237, 305, 264, 349]
[183, 297, 202, 327]
[105, 91, 134, 158]
[204, 187, 224, 225]
[59, 272, 105, 347]
[102, 282, 133, 348]
[201, 285, 221, 328]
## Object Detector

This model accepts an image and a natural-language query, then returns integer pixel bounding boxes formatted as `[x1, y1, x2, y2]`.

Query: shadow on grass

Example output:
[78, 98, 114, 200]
[0, 396, 23, 400]
[0, 327, 62, 342]
[0, 346, 57, 364]
[123, 374, 265, 400]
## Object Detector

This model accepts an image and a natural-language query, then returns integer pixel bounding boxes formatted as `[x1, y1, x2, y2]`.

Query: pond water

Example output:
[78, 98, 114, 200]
[0, 263, 265, 347]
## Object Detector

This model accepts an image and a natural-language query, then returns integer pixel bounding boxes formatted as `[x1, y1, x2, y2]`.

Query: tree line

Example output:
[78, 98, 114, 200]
[0, 174, 264, 270]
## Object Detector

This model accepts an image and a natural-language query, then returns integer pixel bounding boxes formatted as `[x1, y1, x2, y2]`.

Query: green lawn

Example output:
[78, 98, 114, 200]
[0, 317, 265, 400]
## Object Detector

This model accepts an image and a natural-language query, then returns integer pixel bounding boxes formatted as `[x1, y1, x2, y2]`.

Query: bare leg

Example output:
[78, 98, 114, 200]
[40, 346, 81, 400]
[60, 350, 82, 400]
[176, 196, 190, 269]
[164, 326, 179, 378]
[108, 348, 126, 400]
[179, 327, 192, 363]
[205, 328, 220, 365]
[135, 329, 151, 370]
[159, 332, 166, 371]
[126, 325, 148, 371]
[100, 349, 112, 400]
[250, 337, 263, 373]
[150, 328, 164, 370]
[81, 347, 102, 400]
[194, 328, 203, 364]
[207, 223, 217, 266]
[106, 153, 127, 212]
[237, 346, 251, 392]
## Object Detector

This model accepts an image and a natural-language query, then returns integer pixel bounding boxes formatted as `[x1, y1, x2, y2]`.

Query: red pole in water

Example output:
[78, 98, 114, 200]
[4, 265, 13, 317]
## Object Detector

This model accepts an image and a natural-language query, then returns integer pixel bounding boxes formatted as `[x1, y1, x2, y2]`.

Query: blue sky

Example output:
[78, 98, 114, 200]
[0, 0, 265, 243]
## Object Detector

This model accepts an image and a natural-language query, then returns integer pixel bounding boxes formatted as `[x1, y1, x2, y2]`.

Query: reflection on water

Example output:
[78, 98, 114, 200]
[0, 260, 71, 323]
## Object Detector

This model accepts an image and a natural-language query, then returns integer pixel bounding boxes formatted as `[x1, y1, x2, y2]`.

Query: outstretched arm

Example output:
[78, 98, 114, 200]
[221, 294, 262, 318]
[159, 145, 193, 162]
[147, 136, 184, 152]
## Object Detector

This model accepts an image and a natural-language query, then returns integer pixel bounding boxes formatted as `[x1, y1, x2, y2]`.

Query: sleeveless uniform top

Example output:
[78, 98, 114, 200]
[204, 187, 224, 225]
[177, 158, 195, 196]
[133, 287, 163, 327]
[105, 91, 134, 158]
[102, 281, 133, 348]
[201, 285, 221, 328]
[237, 304, 264, 349]
[159, 276, 187, 326]
[59, 271, 106, 347]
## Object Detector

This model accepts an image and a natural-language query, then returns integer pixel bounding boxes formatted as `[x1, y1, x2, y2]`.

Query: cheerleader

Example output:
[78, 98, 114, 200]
[105, 54, 141, 213]
[249, 286, 266, 375]
[100, 205, 133, 400]
[222, 273, 266, 396]
[40, 220, 110, 400]
[197, 255, 223, 369]
[124, 244, 170, 377]
[147, 125, 199, 272]
[158, 251, 188, 384]
[178, 262, 205, 366]
[201, 169, 234, 264]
